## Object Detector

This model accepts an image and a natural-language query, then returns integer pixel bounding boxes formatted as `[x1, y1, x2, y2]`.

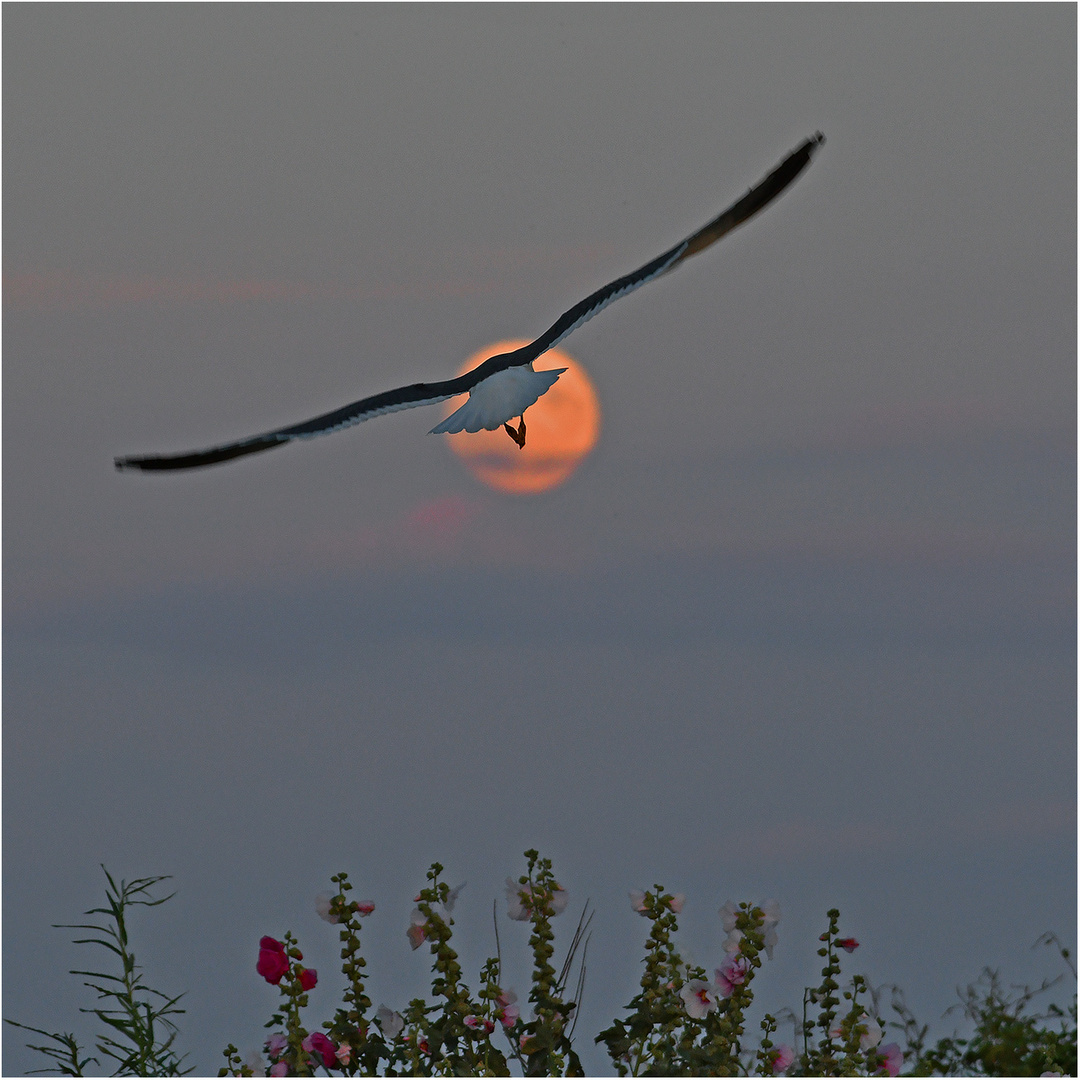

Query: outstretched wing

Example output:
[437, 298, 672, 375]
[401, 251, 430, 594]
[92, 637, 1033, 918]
[116, 133, 823, 473]
[115, 374, 478, 471]
[498, 132, 825, 369]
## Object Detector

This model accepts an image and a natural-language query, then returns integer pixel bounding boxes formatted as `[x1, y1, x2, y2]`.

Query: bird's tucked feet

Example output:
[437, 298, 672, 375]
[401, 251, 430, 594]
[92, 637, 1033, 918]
[503, 416, 527, 449]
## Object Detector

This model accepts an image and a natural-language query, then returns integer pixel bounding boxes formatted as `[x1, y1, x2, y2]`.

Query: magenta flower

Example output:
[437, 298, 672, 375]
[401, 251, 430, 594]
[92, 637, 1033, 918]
[837, 936, 860, 953]
[715, 954, 750, 998]
[680, 979, 719, 1018]
[264, 1032, 288, 1058]
[298, 967, 318, 991]
[878, 1042, 903, 1076]
[302, 1031, 336, 1069]
[256, 937, 290, 985]
[771, 1043, 795, 1073]
[464, 1014, 495, 1035]
[356, 899, 376, 916]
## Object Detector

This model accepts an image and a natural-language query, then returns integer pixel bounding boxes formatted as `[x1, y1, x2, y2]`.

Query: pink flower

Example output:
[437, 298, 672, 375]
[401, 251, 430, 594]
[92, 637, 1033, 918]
[407, 908, 427, 949]
[878, 1042, 903, 1076]
[257, 937, 290, 985]
[668, 893, 685, 914]
[356, 899, 376, 916]
[629, 890, 648, 915]
[302, 1031, 336, 1068]
[771, 1043, 795, 1073]
[464, 1014, 496, 1035]
[837, 937, 860, 953]
[315, 894, 339, 924]
[270, 1062, 288, 1077]
[298, 967, 318, 991]
[264, 1032, 288, 1058]
[335, 1042, 352, 1066]
[715, 954, 750, 998]
[680, 979, 719, 1018]
[497, 989, 520, 1027]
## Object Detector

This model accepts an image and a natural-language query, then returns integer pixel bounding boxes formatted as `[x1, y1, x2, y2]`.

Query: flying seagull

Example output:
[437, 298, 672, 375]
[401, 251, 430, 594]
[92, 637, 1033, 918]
[115, 132, 823, 473]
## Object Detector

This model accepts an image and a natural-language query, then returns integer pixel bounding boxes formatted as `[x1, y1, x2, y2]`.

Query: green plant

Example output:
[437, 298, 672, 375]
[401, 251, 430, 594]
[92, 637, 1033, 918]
[6, 867, 188, 1076]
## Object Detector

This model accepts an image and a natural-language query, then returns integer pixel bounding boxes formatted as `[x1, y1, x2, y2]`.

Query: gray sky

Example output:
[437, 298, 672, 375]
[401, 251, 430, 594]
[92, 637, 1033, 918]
[4, 5, 1075, 1075]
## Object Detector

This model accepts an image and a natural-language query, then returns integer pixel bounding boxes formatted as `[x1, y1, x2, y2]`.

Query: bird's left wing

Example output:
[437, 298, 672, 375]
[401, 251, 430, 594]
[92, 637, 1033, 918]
[504, 132, 825, 368]
[114, 370, 484, 471]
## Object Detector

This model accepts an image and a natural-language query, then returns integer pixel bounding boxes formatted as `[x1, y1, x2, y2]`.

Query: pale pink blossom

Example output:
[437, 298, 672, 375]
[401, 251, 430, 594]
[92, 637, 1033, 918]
[376, 1005, 405, 1040]
[629, 890, 648, 915]
[715, 954, 750, 998]
[335, 1042, 352, 1066]
[407, 907, 427, 949]
[496, 989, 520, 1027]
[270, 1062, 288, 1077]
[680, 978, 719, 1018]
[264, 1033, 288, 1058]
[771, 1043, 795, 1073]
[722, 928, 744, 955]
[878, 1042, 903, 1076]
[668, 893, 685, 914]
[356, 900, 375, 916]
[315, 893, 339, 924]
[464, 1014, 495, 1035]
[860, 1016, 883, 1050]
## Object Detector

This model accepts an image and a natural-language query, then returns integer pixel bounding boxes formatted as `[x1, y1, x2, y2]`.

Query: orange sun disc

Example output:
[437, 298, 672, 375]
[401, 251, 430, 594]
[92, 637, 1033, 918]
[443, 340, 601, 494]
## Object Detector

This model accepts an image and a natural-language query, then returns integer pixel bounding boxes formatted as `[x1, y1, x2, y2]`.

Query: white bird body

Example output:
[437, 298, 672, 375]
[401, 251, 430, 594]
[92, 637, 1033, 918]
[115, 134, 823, 472]
[429, 363, 567, 435]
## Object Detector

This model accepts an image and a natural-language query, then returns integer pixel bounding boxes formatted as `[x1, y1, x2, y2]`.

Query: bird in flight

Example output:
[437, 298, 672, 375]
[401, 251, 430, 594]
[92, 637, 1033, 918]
[115, 133, 823, 473]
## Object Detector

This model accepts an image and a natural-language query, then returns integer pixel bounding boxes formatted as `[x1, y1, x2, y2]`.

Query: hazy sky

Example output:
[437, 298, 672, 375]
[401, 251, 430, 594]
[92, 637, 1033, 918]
[4, 5, 1075, 1075]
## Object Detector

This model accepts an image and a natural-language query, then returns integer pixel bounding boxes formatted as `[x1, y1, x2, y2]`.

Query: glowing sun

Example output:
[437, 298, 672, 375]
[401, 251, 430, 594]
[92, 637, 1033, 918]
[443, 340, 601, 494]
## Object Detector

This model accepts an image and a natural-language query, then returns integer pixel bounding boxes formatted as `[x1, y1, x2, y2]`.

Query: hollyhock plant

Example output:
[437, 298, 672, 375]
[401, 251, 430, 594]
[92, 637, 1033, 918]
[837, 936, 860, 953]
[680, 978, 719, 1018]
[715, 954, 750, 998]
[298, 967, 317, 991]
[355, 899, 375, 916]
[256, 937, 289, 985]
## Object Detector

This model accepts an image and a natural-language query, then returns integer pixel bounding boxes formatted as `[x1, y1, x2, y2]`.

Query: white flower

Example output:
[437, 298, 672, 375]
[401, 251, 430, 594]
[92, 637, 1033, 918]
[860, 1016, 883, 1050]
[680, 979, 719, 1019]
[376, 1005, 404, 1040]
[629, 890, 648, 915]
[506, 878, 531, 920]
[719, 900, 740, 932]
[445, 881, 467, 913]
[668, 893, 685, 914]
[723, 928, 744, 955]
[315, 893, 339, 924]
